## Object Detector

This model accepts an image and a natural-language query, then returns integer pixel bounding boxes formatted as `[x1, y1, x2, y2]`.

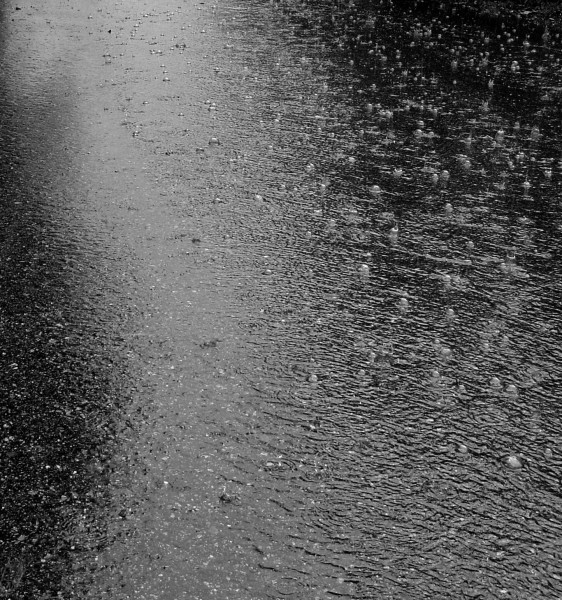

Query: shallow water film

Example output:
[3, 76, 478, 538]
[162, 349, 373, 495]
[1, 0, 561, 598]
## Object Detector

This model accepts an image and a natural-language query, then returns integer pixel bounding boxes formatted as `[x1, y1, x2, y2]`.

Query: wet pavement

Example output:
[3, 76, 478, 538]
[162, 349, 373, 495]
[1, 0, 562, 598]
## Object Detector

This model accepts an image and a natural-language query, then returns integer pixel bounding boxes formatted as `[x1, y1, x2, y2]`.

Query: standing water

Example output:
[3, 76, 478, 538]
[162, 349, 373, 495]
[1, 0, 561, 599]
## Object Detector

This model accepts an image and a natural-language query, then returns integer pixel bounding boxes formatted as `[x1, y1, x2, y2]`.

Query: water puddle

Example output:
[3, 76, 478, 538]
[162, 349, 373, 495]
[1, 0, 561, 598]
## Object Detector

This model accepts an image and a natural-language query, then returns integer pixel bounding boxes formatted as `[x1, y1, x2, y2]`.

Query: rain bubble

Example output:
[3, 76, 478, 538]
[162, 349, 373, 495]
[429, 369, 441, 384]
[530, 126, 540, 141]
[444, 203, 453, 215]
[359, 264, 370, 277]
[440, 170, 450, 182]
[490, 376, 502, 389]
[370, 184, 382, 196]
[505, 455, 523, 469]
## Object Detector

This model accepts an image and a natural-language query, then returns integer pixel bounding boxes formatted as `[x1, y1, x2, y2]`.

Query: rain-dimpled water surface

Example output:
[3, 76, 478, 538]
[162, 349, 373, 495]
[1, 0, 562, 598]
